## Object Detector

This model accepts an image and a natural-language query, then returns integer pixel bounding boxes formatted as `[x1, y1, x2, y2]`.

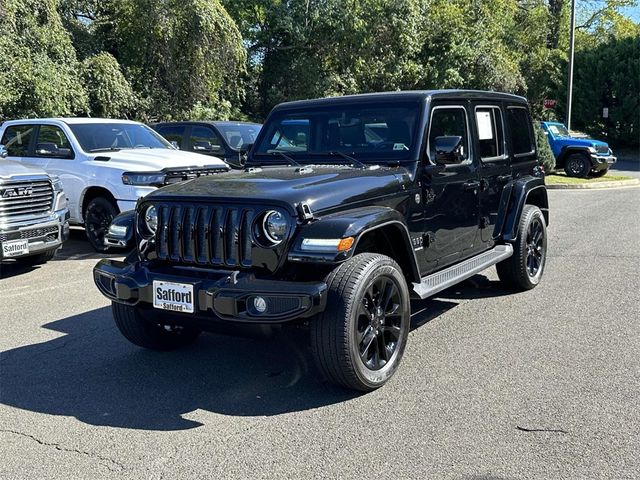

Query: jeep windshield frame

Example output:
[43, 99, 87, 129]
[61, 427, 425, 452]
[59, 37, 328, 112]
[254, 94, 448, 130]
[249, 100, 423, 165]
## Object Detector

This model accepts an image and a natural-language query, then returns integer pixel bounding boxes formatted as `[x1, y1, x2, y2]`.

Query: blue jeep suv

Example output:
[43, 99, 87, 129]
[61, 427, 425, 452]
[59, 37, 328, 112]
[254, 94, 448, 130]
[541, 121, 616, 178]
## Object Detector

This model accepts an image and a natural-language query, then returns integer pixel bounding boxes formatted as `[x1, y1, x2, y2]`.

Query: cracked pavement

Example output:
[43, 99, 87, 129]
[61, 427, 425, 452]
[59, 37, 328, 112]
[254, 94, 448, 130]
[1, 186, 639, 479]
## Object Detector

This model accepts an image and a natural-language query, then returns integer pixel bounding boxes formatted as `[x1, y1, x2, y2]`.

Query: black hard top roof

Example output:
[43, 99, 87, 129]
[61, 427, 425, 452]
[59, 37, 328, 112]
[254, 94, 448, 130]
[152, 120, 261, 127]
[274, 90, 528, 110]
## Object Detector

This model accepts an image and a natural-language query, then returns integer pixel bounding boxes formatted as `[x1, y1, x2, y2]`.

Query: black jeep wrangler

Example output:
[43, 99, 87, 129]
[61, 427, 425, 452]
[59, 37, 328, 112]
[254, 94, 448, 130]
[94, 90, 549, 391]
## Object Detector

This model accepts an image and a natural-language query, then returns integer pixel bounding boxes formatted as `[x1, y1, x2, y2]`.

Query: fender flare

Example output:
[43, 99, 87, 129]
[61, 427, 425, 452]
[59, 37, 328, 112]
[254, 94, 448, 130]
[498, 176, 549, 243]
[557, 146, 591, 167]
[288, 205, 421, 283]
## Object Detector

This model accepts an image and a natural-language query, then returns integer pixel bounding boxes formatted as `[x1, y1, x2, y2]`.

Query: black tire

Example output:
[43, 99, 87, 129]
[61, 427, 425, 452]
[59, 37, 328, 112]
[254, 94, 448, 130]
[564, 153, 591, 178]
[591, 168, 608, 178]
[85, 196, 118, 252]
[111, 302, 201, 351]
[18, 248, 57, 265]
[496, 205, 547, 291]
[310, 253, 411, 391]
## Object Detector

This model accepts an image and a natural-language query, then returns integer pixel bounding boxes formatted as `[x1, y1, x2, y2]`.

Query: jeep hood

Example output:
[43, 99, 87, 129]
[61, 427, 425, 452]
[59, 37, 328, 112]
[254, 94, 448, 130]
[88, 148, 227, 171]
[0, 159, 50, 181]
[555, 136, 609, 149]
[147, 165, 411, 214]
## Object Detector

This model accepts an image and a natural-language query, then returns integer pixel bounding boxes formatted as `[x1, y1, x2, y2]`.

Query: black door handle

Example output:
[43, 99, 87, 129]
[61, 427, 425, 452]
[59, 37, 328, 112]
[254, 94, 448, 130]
[463, 181, 480, 191]
[497, 174, 513, 183]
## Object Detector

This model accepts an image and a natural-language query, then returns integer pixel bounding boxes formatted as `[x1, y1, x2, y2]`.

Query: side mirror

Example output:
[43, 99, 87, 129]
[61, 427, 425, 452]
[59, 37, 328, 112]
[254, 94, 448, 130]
[433, 136, 464, 165]
[170, 140, 180, 150]
[0, 145, 7, 158]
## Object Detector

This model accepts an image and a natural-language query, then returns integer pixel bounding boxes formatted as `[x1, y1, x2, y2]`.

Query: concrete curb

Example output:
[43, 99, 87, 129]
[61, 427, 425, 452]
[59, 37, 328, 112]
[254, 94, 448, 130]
[546, 178, 640, 190]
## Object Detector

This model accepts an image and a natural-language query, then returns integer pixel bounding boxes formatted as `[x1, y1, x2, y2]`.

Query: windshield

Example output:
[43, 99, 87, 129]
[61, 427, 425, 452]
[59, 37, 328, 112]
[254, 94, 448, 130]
[251, 101, 422, 164]
[216, 124, 262, 150]
[69, 123, 172, 152]
[547, 124, 570, 137]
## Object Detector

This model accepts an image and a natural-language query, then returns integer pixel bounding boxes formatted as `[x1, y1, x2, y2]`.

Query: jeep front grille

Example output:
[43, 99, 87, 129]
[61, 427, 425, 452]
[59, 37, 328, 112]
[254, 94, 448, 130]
[155, 204, 254, 268]
[0, 179, 54, 222]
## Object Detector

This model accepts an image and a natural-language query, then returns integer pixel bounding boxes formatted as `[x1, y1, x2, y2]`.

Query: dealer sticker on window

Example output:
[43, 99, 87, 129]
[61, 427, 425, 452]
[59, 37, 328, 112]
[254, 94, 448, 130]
[153, 280, 195, 313]
[1, 239, 29, 258]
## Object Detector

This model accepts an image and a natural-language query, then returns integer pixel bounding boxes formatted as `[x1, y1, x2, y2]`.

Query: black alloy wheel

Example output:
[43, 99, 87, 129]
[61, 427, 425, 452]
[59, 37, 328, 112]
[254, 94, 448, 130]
[357, 275, 404, 371]
[85, 197, 118, 252]
[525, 216, 545, 278]
[564, 153, 591, 178]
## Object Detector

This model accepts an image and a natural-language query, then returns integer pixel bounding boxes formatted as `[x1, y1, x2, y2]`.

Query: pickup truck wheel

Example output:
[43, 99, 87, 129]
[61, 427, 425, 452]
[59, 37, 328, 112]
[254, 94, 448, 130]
[85, 197, 118, 252]
[310, 253, 410, 391]
[564, 153, 591, 178]
[112, 302, 201, 350]
[496, 205, 547, 291]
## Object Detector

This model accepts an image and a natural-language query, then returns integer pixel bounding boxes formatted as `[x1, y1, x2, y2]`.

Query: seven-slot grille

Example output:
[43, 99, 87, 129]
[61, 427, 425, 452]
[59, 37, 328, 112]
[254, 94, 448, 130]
[155, 204, 254, 268]
[0, 179, 53, 221]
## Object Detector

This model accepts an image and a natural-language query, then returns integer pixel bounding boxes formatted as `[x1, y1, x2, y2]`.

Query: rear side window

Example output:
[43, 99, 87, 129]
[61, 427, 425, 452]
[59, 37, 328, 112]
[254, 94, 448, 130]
[35, 125, 73, 159]
[156, 125, 186, 149]
[475, 107, 505, 160]
[1, 125, 34, 156]
[507, 107, 534, 156]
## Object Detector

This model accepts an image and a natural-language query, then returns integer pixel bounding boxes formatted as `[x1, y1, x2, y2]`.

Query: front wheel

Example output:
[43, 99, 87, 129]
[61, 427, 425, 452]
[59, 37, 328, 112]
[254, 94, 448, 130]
[564, 153, 591, 178]
[112, 302, 202, 350]
[85, 197, 118, 252]
[497, 205, 547, 291]
[310, 253, 411, 391]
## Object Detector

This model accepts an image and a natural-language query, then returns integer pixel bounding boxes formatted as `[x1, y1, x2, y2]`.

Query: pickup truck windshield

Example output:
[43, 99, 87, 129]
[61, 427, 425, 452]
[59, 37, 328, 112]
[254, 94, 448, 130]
[547, 124, 570, 137]
[251, 101, 421, 164]
[69, 123, 172, 152]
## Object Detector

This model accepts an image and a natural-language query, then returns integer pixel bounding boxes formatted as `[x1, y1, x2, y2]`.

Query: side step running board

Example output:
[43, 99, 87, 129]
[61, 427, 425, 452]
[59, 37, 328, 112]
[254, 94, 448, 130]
[412, 244, 513, 299]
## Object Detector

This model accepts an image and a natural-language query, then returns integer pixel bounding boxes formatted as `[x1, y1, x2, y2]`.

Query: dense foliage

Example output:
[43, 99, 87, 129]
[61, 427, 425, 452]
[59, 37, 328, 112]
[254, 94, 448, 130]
[0, 0, 637, 146]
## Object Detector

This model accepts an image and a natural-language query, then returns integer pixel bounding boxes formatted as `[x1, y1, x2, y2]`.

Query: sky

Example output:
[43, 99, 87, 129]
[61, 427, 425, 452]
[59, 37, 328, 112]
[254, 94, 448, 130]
[621, 6, 640, 21]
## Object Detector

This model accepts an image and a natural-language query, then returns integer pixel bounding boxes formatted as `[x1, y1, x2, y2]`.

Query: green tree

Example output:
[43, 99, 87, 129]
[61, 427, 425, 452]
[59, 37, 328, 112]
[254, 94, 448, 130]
[0, 0, 88, 119]
[81, 52, 135, 118]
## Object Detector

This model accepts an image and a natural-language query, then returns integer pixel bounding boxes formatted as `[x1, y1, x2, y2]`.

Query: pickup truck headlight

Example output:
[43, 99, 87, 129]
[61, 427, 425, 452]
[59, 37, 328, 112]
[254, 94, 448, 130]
[262, 210, 288, 245]
[122, 172, 166, 187]
[143, 205, 158, 235]
[51, 176, 68, 211]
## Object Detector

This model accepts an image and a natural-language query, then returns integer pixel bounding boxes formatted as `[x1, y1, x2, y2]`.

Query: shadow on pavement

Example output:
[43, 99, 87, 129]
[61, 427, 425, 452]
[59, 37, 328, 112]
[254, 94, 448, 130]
[54, 228, 125, 261]
[0, 275, 501, 431]
[0, 261, 40, 279]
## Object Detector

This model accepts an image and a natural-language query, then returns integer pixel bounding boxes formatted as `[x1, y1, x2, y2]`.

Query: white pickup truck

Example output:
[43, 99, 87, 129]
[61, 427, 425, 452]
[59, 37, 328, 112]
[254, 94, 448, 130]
[0, 119, 228, 250]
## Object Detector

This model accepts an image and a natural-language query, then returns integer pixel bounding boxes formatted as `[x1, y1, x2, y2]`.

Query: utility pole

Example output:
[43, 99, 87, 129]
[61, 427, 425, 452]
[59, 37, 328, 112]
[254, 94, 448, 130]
[566, 0, 576, 130]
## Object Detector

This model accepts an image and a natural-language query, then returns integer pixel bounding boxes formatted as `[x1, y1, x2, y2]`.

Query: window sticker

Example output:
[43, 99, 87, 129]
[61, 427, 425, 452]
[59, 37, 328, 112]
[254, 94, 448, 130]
[393, 143, 408, 151]
[476, 111, 494, 140]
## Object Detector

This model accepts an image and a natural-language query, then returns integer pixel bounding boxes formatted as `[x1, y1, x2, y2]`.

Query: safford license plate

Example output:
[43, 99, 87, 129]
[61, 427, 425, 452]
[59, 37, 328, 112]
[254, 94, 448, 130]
[153, 280, 195, 313]
[1, 239, 29, 258]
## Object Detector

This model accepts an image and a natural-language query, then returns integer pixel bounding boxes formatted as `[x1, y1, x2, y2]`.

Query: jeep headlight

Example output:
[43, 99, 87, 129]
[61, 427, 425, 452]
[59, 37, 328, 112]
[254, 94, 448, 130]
[143, 205, 158, 235]
[588, 146, 597, 154]
[262, 210, 288, 245]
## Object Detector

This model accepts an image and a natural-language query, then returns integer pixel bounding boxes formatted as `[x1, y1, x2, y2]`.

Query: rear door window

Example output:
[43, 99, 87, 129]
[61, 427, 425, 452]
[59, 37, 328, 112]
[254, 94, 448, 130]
[1, 125, 35, 156]
[156, 125, 186, 149]
[475, 107, 505, 160]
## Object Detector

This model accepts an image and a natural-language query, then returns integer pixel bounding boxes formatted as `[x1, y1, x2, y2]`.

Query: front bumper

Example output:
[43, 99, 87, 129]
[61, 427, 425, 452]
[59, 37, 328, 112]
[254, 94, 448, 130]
[590, 154, 617, 171]
[0, 209, 70, 259]
[93, 259, 327, 324]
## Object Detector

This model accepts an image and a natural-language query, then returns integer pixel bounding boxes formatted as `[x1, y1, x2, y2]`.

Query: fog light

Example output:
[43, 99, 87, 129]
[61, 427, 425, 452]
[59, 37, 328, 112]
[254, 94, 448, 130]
[252, 296, 267, 314]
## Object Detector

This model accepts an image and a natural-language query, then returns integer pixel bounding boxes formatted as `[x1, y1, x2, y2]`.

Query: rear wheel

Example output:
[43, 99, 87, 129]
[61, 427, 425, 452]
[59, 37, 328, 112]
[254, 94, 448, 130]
[310, 253, 410, 391]
[497, 205, 547, 291]
[112, 302, 201, 350]
[564, 153, 591, 178]
[85, 196, 118, 252]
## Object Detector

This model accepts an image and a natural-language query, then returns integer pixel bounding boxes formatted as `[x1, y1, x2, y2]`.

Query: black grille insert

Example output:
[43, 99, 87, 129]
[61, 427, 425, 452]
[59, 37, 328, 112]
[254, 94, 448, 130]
[155, 204, 254, 268]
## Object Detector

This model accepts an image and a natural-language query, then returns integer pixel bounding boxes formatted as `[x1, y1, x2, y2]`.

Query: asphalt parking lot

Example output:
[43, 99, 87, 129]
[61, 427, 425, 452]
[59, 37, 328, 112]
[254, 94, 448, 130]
[1, 186, 638, 479]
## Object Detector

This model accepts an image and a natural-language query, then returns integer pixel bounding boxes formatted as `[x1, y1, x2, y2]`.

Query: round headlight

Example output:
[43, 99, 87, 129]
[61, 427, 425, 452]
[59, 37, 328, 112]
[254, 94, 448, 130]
[144, 205, 158, 235]
[262, 210, 288, 245]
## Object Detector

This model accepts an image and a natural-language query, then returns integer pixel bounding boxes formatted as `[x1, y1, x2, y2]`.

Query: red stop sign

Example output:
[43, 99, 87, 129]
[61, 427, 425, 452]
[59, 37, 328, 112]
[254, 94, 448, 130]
[544, 99, 557, 109]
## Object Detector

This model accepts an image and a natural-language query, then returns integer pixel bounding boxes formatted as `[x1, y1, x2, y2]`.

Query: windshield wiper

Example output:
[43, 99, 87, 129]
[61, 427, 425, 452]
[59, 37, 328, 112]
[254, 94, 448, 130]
[311, 151, 366, 169]
[269, 151, 301, 167]
[88, 147, 121, 153]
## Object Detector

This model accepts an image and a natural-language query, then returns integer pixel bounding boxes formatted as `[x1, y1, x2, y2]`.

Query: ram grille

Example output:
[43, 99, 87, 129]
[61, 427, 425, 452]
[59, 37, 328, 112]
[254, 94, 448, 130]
[155, 204, 254, 268]
[0, 179, 53, 222]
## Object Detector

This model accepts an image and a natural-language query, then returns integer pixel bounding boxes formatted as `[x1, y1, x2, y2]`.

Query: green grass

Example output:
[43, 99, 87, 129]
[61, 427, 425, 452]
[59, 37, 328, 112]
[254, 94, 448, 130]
[546, 172, 634, 185]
